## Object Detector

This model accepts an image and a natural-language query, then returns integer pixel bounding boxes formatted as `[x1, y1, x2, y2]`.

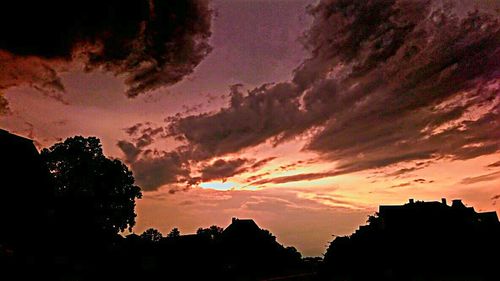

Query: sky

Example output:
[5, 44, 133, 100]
[1, 0, 500, 256]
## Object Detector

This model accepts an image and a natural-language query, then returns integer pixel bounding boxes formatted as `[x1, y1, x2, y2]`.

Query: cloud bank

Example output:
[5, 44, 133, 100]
[120, 0, 500, 191]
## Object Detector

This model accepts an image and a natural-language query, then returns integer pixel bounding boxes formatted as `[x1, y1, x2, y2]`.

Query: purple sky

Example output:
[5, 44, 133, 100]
[1, 0, 499, 256]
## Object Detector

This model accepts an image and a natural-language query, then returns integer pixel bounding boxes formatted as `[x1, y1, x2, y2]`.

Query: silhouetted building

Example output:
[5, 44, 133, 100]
[217, 217, 303, 279]
[377, 198, 498, 230]
[0, 129, 52, 249]
[477, 211, 499, 224]
[0, 129, 56, 280]
[322, 198, 500, 281]
[222, 218, 262, 239]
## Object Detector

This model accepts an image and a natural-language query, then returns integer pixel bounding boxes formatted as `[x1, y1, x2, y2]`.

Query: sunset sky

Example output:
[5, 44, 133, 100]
[1, 0, 499, 256]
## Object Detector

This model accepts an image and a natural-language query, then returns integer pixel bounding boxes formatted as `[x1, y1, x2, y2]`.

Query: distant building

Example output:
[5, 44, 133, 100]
[325, 198, 500, 281]
[377, 198, 499, 228]
[219, 217, 301, 276]
[223, 218, 261, 236]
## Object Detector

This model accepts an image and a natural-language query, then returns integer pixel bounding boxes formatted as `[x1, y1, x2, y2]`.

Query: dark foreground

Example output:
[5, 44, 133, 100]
[1, 129, 499, 281]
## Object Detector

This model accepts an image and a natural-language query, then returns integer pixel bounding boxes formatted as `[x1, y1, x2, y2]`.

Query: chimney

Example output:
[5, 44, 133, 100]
[409, 199, 414, 204]
[441, 198, 447, 205]
[452, 199, 465, 208]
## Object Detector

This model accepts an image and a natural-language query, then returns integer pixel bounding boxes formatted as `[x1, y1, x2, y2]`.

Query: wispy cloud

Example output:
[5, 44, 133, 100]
[460, 171, 500, 185]
[487, 160, 500, 168]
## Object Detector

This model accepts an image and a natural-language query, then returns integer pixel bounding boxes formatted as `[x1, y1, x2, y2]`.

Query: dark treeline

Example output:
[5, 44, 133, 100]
[1, 129, 499, 281]
[0, 130, 308, 281]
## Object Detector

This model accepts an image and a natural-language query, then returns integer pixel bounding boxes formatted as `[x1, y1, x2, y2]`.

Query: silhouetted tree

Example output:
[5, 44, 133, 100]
[167, 228, 180, 238]
[140, 228, 163, 242]
[260, 229, 276, 242]
[197, 225, 224, 239]
[40, 136, 142, 237]
[285, 246, 301, 260]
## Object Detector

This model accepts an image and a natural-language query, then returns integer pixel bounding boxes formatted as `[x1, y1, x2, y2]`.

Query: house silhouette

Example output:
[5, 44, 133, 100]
[0, 129, 57, 280]
[375, 198, 499, 232]
[0, 129, 52, 250]
[322, 198, 500, 281]
[216, 217, 303, 280]
[222, 218, 263, 239]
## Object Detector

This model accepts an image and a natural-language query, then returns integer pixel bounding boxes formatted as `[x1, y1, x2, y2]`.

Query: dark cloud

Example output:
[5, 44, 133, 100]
[243, 158, 318, 184]
[164, 0, 500, 184]
[166, 83, 304, 160]
[251, 171, 342, 186]
[460, 171, 500, 185]
[117, 140, 142, 163]
[487, 160, 500, 168]
[119, 123, 166, 158]
[387, 167, 422, 177]
[299, 0, 500, 172]
[274, 159, 317, 172]
[246, 172, 272, 183]
[200, 158, 249, 182]
[382, 160, 434, 178]
[200, 156, 276, 182]
[0, 0, 213, 97]
[130, 151, 191, 191]
[135, 126, 165, 148]
[413, 178, 427, 183]
[118, 122, 167, 166]
[117, 0, 499, 191]
[0, 51, 65, 94]
[0, 51, 66, 112]
[124, 123, 145, 136]
[118, 121, 277, 190]
[249, 157, 277, 170]
[389, 182, 412, 188]
[118, 122, 188, 191]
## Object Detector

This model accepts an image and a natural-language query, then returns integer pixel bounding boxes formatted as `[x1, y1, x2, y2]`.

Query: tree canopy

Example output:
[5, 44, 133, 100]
[167, 228, 181, 238]
[141, 228, 163, 242]
[197, 225, 224, 240]
[41, 136, 142, 236]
